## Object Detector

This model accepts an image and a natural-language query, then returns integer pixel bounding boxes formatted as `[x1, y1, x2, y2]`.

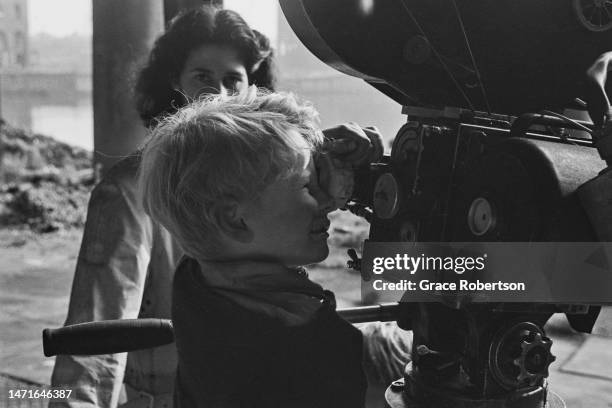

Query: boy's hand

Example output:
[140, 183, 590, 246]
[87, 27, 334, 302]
[317, 123, 383, 209]
[322, 123, 384, 167]
[315, 152, 354, 211]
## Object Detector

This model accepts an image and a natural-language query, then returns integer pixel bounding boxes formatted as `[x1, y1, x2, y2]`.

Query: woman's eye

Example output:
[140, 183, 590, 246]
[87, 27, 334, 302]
[195, 73, 211, 83]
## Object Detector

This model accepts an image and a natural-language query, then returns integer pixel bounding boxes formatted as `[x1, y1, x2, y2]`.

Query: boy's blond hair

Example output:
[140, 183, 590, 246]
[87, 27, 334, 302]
[138, 88, 323, 259]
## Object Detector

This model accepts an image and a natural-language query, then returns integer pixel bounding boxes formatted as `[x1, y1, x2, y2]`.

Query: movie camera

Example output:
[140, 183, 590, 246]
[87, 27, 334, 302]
[280, 0, 612, 406]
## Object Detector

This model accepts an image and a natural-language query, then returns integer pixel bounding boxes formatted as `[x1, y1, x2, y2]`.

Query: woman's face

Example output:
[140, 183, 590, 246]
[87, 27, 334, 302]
[177, 44, 249, 98]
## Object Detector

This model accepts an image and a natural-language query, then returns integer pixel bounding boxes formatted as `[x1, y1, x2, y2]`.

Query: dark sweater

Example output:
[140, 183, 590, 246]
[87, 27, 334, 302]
[172, 257, 366, 408]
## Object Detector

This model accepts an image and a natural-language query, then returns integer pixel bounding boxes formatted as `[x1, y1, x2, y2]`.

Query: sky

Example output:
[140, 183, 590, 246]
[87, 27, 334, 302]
[225, 0, 278, 44]
[28, 0, 93, 36]
[27, 0, 278, 42]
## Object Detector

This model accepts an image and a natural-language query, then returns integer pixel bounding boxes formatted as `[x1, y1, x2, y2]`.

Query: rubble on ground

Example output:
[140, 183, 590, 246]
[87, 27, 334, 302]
[0, 121, 94, 232]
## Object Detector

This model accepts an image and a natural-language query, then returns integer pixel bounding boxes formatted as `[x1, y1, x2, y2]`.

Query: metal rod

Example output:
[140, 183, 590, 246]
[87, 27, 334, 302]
[337, 303, 399, 323]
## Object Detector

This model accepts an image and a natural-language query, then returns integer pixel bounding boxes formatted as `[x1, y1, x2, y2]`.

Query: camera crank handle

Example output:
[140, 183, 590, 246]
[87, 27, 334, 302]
[42, 319, 174, 357]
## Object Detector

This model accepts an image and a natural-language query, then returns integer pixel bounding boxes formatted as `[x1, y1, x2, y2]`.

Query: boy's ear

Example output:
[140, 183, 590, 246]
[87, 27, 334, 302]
[212, 200, 253, 243]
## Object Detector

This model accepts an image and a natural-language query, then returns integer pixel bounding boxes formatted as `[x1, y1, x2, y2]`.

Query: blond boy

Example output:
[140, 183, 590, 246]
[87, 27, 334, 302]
[139, 89, 369, 407]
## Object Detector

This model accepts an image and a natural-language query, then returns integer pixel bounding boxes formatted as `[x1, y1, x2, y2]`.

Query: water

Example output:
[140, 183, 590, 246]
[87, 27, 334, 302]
[31, 103, 93, 150]
[2, 83, 406, 154]
[1, 94, 93, 151]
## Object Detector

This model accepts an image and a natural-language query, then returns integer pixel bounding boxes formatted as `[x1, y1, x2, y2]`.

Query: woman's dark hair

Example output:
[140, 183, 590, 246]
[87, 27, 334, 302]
[135, 6, 276, 127]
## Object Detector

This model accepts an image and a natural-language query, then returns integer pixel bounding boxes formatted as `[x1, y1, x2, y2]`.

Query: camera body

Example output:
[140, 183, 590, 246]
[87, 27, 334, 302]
[350, 106, 604, 406]
[357, 107, 602, 243]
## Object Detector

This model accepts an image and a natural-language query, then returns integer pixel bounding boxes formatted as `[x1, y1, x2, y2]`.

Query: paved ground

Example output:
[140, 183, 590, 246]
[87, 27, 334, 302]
[1, 229, 611, 406]
[0, 230, 76, 386]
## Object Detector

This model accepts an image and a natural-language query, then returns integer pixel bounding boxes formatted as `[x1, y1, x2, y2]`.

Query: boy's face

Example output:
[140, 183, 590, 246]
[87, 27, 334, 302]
[242, 149, 334, 267]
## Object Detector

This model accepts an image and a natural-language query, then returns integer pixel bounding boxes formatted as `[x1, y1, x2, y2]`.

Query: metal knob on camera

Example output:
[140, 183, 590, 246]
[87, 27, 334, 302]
[385, 319, 564, 408]
[489, 322, 556, 389]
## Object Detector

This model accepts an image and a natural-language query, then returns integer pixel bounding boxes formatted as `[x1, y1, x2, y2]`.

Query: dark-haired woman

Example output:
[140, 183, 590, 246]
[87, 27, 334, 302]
[50, 7, 275, 408]
[134, 6, 275, 127]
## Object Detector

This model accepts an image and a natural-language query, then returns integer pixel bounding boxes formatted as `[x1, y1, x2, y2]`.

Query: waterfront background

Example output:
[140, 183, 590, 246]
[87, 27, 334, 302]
[1, 0, 405, 152]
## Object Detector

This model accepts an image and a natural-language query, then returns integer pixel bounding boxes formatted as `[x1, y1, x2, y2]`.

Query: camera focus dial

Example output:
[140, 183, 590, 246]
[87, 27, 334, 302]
[372, 173, 400, 219]
[467, 197, 497, 236]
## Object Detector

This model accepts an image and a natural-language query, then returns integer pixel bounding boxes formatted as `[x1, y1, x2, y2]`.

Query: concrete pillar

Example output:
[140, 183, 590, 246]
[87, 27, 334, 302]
[93, 0, 164, 175]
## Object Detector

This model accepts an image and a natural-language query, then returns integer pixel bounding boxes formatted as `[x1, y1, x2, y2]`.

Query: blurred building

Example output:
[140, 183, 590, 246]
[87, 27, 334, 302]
[0, 1, 91, 144]
[0, 0, 28, 69]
